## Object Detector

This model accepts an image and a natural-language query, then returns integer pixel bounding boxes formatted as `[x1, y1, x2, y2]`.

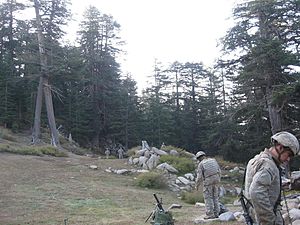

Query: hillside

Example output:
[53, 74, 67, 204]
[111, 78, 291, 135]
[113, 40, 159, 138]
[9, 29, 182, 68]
[0, 128, 244, 225]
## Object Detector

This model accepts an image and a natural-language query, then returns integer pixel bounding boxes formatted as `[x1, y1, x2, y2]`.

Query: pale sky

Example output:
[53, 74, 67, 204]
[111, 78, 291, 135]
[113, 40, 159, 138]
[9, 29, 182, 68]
[67, 0, 238, 91]
[1, 0, 239, 91]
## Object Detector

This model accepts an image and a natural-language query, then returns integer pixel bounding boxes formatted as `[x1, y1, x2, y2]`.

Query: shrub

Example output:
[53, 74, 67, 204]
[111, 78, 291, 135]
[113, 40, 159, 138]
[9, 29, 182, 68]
[0, 144, 67, 157]
[135, 172, 167, 189]
[159, 155, 195, 175]
[127, 146, 141, 157]
[181, 190, 204, 204]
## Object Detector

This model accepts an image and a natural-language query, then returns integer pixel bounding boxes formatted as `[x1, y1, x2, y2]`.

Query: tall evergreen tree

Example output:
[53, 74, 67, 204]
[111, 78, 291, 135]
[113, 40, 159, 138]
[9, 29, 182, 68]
[219, 0, 300, 160]
[77, 6, 123, 150]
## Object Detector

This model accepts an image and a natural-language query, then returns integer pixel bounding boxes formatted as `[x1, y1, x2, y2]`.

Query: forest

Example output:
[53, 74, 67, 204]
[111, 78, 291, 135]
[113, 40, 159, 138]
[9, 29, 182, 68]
[0, 0, 300, 164]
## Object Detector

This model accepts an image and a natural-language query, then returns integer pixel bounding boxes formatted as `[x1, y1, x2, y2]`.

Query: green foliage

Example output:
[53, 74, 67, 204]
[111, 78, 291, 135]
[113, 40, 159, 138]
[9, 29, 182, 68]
[159, 155, 195, 175]
[127, 146, 140, 157]
[181, 190, 204, 204]
[0, 144, 67, 157]
[134, 172, 167, 189]
[160, 145, 195, 158]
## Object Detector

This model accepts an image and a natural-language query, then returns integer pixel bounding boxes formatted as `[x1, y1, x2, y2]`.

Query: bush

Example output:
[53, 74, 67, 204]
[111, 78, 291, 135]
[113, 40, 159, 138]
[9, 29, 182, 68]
[135, 172, 167, 189]
[181, 190, 204, 204]
[159, 155, 195, 175]
[0, 144, 67, 157]
[127, 146, 140, 157]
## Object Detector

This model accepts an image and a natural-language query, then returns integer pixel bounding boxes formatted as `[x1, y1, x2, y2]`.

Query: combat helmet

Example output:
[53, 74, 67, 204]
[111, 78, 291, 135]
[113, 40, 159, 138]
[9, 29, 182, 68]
[195, 151, 206, 159]
[271, 131, 299, 156]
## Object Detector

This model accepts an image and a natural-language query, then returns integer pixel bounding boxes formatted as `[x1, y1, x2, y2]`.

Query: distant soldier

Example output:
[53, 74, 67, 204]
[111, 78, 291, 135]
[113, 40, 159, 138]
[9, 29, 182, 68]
[105, 148, 110, 159]
[244, 131, 299, 225]
[117, 147, 124, 159]
[195, 151, 221, 219]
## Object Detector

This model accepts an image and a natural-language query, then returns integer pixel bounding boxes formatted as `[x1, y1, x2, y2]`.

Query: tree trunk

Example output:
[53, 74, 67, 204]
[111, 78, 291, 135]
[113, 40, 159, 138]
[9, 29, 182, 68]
[266, 86, 283, 134]
[32, 76, 43, 144]
[33, 0, 60, 147]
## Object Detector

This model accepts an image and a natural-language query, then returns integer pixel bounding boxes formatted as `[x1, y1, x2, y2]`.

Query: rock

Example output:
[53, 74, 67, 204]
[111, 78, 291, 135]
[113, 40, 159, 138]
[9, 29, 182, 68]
[144, 150, 151, 158]
[293, 220, 300, 225]
[152, 147, 168, 156]
[115, 169, 130, 175]
[219, 211, 236, 221]
[128, 156, 133, 165]
[195, 202, 206, 207]
[184, 173, 194, 181]
[289, 208, 300, 222]
[138, 156, 148, 167]
[177, 176, 190, 185]
[136, 149, 146, 156]
[132, 157, 139, 165]
[146, 154, 160, 170]
[89, 165, 98, 170]
[233, 211, 243, 220]
[141, 140, 150, 150]
[156, 162, 178, 173]
[169, 149, 179, 156]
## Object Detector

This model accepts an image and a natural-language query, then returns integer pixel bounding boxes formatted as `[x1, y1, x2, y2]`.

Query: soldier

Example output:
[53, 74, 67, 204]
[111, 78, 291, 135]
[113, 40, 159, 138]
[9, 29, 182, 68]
[117, 147, 124, 159]
[195, 151, 221, 219]
[105, 148, 110, 159]
[244, 131, 299, 225]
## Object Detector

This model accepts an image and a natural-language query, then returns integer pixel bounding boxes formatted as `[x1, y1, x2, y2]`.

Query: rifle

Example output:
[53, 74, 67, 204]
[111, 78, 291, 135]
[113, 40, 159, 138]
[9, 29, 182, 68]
[239, 191, 254, 225]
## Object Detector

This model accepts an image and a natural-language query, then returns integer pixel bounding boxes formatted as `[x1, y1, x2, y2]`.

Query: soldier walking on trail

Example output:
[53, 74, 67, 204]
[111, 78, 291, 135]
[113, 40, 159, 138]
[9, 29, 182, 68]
[244, 131, 299, 225]
[117, 147, 124, 159]
[195, 151, 221, 219]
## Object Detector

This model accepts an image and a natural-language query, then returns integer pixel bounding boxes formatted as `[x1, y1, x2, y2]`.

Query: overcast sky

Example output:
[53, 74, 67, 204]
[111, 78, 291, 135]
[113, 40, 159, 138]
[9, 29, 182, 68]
[1, 0, 239, 91]
[66, 0, 238, 91]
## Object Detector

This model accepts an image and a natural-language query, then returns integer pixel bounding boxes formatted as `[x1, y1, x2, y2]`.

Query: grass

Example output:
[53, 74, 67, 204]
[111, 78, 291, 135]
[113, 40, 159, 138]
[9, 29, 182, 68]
[0, 130, 244, 225]
[0, 143, 67, 157]
[0, 153, 244, 225]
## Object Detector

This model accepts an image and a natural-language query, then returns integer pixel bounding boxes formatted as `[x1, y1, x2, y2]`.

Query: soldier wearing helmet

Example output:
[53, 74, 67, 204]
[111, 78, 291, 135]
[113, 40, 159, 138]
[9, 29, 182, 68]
[244, 131, 299, 225]
[195, 150, 221, 219]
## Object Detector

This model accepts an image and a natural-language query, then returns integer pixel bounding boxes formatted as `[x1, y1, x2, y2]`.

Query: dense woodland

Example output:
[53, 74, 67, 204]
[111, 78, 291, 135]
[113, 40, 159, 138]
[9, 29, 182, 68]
[0, 0, 300, 164]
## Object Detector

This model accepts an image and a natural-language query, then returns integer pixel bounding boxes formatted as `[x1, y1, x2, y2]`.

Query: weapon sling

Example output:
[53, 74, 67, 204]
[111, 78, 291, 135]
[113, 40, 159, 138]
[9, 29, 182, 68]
[239, 167, 254, 225]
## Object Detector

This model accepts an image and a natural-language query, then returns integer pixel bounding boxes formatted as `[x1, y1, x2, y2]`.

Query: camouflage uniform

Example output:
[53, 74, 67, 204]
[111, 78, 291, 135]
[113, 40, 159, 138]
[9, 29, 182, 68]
[196, 158, 221, 218]
[245, 149, 283, 225]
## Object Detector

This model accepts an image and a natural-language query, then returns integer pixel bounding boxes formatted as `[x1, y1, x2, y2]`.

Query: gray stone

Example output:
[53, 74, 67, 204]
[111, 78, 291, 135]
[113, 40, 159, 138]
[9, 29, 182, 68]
[219, 211, 236, 221]
[152, 147, 168, 156]
[169, 149, 179, 156]
[156, 162, 178, 173]
[184, 173, 194, 181]
[177, 176, 190, 185]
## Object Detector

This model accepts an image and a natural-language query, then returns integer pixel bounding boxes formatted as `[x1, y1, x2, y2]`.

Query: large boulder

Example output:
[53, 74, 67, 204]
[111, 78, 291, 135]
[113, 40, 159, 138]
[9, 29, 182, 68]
[156, 162, 178, 173]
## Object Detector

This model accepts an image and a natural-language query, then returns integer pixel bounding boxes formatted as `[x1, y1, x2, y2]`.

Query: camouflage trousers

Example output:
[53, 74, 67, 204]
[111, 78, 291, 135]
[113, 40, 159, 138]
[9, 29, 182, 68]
[203, 184, 220, 217]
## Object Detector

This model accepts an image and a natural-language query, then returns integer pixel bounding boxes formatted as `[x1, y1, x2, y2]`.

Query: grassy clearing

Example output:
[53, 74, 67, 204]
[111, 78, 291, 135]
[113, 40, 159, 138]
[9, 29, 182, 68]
[0, 154, 244, 225]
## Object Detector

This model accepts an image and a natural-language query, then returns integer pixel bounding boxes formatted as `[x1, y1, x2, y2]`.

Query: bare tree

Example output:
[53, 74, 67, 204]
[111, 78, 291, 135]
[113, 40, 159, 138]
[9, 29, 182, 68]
[32, 0, 60, 147]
